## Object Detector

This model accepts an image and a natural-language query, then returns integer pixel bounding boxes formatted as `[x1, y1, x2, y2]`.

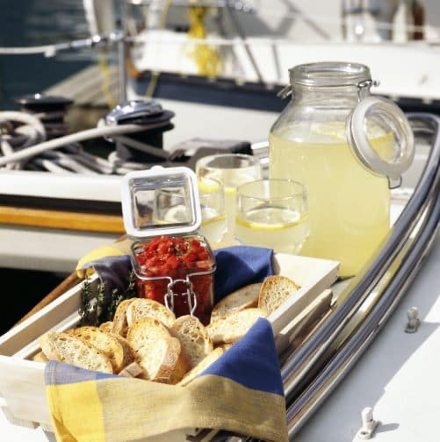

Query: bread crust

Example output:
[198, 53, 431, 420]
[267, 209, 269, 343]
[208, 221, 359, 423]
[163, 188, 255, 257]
[127, 318, 187, 383]
[40, 332, 113, 373]
[258, 275, 300, 315]
[170, 315, 213, 369]
[211, 283, 261, 320]
[126, 298, 176, 328]
[206, 308, 265, 345]
[70, 326, 125, 373]
[112, 299, 136, 337]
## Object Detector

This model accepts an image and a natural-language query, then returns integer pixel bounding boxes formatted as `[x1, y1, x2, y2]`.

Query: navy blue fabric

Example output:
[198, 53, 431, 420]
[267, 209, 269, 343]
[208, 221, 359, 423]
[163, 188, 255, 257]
[201, 318, 284, 396]
[213, 246, 274, 302]
[84, 246, 274, 304]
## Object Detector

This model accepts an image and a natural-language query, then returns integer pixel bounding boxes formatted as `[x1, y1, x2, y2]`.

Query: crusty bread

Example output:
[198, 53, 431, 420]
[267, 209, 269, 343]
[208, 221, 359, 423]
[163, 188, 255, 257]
[112, 299, 135, 337]
[40, 332, 113, 373]
[258, 275, 301, 315]
[119, 362, 143, 378]
[211, 283, 261, 320]
[32, 351, 48, 363]
[70, 326, 125, 373]
[170, 315, 213, 369]
[126, 298, 176, 328]
[206, 308, 265, 345]
[127, 318, 184, 383]
[177, 347, 224, 387]
[168, 338, 190, 384]
[111, 333, 135, 369]
[99, 321, 113, 333]
[218, 343, 234, 352]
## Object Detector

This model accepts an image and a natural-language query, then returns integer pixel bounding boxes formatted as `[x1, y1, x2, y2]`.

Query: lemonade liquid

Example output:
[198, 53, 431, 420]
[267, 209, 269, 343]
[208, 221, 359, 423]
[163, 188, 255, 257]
[236, 206, 309, 254]
[269, 126, 391, 276]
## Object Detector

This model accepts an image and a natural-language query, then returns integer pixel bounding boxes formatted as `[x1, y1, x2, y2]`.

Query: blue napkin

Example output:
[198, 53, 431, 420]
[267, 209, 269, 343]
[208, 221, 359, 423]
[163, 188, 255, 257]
[213, 246, 274, 301]
[84, 245, 274, 304]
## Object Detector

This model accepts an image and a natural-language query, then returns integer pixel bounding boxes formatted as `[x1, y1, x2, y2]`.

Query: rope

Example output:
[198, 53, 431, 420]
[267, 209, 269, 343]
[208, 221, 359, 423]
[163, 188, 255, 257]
[0, 110, 168, 174]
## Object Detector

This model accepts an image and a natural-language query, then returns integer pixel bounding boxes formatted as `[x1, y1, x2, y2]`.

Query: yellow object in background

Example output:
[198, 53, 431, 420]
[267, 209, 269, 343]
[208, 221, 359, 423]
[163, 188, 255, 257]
[187, 6, 222, 77]
[75, 240, 133, 278]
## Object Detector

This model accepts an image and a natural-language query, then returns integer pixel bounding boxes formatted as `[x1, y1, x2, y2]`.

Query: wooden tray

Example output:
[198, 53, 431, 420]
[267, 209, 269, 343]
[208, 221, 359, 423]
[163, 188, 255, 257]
[0, 253, 339, 432]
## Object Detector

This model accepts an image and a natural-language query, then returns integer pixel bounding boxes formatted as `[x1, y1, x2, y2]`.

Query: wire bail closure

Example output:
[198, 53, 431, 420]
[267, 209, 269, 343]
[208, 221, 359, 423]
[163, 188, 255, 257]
[277, 79, 380, 100]
[165, 278, 198, 317]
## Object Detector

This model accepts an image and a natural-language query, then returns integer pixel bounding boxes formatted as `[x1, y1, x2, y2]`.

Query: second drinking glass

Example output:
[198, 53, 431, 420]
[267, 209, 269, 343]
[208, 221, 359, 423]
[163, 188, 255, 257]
[196, 154, 262, 244]
[236, 179, 309, 254]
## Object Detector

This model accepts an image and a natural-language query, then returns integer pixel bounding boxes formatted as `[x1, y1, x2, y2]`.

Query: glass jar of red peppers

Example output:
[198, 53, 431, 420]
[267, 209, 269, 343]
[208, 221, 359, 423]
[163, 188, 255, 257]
[122, 167, 216, 324]
[131, 235, 215, 324]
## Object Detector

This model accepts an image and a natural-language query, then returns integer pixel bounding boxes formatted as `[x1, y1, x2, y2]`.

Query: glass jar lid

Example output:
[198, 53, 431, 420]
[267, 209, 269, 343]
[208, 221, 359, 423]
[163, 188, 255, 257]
[121, 166, 202, 238]
[347, 97, 415, 181]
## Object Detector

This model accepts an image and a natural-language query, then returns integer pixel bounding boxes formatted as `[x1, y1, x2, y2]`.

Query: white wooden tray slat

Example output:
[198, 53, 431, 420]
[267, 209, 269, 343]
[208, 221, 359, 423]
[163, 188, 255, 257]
[0, 276, 97, 357]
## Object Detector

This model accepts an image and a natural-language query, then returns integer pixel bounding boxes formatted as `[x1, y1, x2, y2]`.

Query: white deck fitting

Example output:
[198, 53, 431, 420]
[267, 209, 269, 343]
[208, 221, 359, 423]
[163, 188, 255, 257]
[296, 233, 440, 442]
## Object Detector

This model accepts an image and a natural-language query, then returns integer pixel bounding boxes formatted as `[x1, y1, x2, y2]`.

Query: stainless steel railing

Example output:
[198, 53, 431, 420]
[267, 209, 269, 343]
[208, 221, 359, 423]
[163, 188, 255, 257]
[284, 113, 440, 437]
[224, 113, 440, 442]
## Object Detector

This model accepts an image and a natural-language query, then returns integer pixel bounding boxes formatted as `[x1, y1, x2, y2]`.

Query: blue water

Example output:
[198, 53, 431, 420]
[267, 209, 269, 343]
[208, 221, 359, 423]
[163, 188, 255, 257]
[0, 0, 92, 109]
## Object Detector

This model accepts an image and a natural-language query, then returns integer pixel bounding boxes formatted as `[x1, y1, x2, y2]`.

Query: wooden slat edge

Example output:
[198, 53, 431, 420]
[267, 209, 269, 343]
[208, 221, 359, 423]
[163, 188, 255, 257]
[0, 206, 124, 233]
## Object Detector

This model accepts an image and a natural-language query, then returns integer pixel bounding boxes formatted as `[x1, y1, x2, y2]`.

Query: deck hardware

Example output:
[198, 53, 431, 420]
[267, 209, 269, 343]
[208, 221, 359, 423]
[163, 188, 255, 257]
[405, 306, 420, 333]
[356, 407, 378, 440]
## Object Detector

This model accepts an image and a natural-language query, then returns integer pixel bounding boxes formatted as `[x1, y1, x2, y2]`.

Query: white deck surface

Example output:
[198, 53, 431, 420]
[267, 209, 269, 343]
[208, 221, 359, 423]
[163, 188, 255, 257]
[296, 232, 440, 442]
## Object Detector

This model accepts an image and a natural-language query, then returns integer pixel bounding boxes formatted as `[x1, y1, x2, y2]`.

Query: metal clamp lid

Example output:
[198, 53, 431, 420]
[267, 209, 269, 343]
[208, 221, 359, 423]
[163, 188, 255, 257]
[347, 96, 415, 182]
[121, 166, 202, 238]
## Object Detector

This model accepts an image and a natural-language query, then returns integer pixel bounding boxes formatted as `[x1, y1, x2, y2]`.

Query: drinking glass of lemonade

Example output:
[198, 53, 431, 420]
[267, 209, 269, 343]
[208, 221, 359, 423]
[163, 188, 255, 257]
[153, 177, 227, 245]
[236, 179, 309, 254]
[198, 177, 227, 244]
[196, 154, 262, 244]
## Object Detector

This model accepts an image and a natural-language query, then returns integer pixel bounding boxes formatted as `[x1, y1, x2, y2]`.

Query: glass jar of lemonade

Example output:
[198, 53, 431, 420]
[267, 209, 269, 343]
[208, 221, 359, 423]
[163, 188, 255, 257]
[270, 62, 414, 276]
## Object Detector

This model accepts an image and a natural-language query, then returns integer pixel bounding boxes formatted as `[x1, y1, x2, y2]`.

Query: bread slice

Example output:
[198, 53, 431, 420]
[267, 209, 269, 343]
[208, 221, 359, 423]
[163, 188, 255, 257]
[167, 338, 190, 384]
[206, 308, 265, 345]
[127, 318, 183, 383]
[112, 299, 136, 337]
[70, 326, 125, 373]
[170, 315, 213, 369]
[40, 332, 113, 373]
[99, 321, 113, 333]
[126, 298, 176, 328]
[177, 347, 224, 387]
[258, 275, 301, 315]
[32, 351, 48, 363]
[111, 333, 135, 369]
[211, 283, 262, 320]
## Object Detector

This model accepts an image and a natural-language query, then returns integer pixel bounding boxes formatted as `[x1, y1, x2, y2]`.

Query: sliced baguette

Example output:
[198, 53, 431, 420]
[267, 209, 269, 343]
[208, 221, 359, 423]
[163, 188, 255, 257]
[206, 308, 265, 345]
[127, 318, 183, 383]
[32, 351, 48, 363]
[177, 347, 224, 387]
[112, 299, 136, 337]
[258, 275, 301, 315]
[170, 315, 213, 369]
[127, 298, 176, 328]
[111, 333, 135, 369]
[69, 326, 125, 373]
[211, 283, 261, 320]
[99, 321, 113, 333]
[40, 332, 113, 374]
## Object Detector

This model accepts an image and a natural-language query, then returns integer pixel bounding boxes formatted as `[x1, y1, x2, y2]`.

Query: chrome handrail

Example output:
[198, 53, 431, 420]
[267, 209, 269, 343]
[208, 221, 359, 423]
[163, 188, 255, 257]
[281, 113, 440, 400]
[285, 113, 440, 437]
[220, 114, 439, 442]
